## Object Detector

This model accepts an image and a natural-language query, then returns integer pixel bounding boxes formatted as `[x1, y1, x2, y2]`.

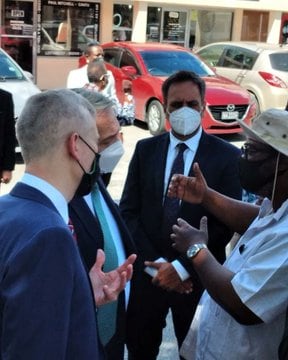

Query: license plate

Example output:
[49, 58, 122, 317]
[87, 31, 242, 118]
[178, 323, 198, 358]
[221, 111, 239, 120]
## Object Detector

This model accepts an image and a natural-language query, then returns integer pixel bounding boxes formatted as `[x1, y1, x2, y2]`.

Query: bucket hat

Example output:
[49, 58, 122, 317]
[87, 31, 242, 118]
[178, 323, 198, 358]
[237, 108, 288, 157]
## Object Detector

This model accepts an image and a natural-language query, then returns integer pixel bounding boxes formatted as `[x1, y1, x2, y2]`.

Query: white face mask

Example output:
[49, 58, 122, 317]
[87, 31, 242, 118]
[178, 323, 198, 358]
[169, 107, 201, 136]
[99, 139, 124, 174]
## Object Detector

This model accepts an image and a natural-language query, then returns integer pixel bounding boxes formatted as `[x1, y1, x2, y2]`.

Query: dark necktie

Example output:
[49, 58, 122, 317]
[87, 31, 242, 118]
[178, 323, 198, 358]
[162, 143, 187, 241]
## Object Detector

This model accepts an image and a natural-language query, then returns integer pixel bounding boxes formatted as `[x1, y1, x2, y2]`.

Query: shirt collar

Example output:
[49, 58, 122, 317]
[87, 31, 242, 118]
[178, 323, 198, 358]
[169, 127, 202, 152]
[21, 173, 69, 224]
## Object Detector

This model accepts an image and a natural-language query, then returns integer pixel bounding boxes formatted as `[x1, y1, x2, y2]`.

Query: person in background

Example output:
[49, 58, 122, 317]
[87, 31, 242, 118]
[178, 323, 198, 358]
[0, 89, 135, 359]
[85, 59, 122, 115]
[117, 79, 135, 126]
[69, 89, 137, 359]
[168, 108, 288, 360]
[0, 89, 16, 189]
[66, 43, 116, 90]
[119, 70, 242, 359]
[78, 41, 101, 68]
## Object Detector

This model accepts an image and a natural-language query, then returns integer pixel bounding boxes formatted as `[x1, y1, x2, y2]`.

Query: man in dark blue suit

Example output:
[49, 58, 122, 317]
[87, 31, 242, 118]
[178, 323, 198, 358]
[69, 89, 137, 359]
[120, 71, 243, 359]
[0, 89, 16, 188]
[0, 89, 135, 359]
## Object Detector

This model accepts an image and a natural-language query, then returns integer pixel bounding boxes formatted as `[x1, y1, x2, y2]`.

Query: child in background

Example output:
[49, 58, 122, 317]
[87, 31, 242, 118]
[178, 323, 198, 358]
[120, 80, 135, 125]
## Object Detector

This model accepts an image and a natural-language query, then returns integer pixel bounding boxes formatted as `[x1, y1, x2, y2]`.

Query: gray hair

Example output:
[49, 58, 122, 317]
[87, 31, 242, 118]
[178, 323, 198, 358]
[72, 88, 114, 111]
[16, 89, 96, 163]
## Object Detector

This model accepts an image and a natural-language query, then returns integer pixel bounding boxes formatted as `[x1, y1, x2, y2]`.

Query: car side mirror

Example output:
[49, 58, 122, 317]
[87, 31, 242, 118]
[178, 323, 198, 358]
[23, 71, 35, 82]
[121, 65, 137, 77]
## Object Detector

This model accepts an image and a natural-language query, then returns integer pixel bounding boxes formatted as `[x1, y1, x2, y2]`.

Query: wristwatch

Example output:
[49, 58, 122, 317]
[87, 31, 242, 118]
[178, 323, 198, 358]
[186, 243, 207, 259]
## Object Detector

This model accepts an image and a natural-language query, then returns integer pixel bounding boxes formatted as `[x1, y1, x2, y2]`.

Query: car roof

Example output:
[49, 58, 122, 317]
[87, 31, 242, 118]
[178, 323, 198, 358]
[102, 41, 188, 52]
[200, 41, 288, 53]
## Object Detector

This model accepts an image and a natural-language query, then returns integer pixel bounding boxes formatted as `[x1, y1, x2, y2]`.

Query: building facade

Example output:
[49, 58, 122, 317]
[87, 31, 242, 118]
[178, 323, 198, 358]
[1, 0, 288, 89]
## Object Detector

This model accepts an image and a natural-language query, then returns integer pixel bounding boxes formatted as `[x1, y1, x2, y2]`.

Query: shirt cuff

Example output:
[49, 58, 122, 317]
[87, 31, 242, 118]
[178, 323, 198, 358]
[171, 260, 190, 281]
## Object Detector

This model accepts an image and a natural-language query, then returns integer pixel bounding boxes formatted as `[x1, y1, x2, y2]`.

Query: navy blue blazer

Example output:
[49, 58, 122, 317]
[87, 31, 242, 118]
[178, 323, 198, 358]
[120, 131, 242, 272]
[0, 183, 103, 359]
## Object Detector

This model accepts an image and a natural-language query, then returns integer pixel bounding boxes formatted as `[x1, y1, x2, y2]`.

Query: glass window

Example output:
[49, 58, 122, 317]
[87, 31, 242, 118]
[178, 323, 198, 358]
[38, 0, 100, 56]
[197, 11, 233, 47]
[140, 50, 214, 77]
[0, 50, 24, 79]
[103, 48, 121, 67]
[112, 4, 133, 42]
[270, 53, 288, 72]
[119, 50, 140, 73]
[197, 44, 226, 66]
[146, 7, 161, 42]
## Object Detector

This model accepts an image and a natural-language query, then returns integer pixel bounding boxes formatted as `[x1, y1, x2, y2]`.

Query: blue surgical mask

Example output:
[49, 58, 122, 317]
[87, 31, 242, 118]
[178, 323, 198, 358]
[169, 107, 201, 136]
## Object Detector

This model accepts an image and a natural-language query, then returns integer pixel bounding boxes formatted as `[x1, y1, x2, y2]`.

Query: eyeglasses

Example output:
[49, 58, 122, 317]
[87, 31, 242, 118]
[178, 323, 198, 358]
[99, 73, 108, 81]
[241, 142, 278, 160]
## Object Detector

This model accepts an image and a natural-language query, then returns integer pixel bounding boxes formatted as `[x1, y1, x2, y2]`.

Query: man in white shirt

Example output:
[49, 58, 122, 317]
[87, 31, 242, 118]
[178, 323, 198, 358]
[169, 108, 288, 359]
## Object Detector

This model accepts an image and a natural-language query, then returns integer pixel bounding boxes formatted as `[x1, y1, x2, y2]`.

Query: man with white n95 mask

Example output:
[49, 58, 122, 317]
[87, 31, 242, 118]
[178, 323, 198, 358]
[69, 89, 137, 360]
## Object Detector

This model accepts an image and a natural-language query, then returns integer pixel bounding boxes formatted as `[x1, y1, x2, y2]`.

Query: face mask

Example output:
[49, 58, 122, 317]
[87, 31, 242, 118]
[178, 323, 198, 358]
[169, 107, 201, 136]
[238, 155, 285, 197]
[75, 154, 100, 197]
[99, 139, 124, 174]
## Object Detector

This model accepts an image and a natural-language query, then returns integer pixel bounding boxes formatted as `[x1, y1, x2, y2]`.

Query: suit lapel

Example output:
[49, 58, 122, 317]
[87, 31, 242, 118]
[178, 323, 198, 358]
[69, 196, 104, 248]
[153, 134, 170, 199]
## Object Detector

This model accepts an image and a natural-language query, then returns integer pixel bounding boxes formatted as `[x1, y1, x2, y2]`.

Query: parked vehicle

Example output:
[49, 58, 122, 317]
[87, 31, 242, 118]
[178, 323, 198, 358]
[0, 48, 40, 153]
[196, 41, 288, 113]
[0, 47, 40, 118]
[102, 42, 257, 135]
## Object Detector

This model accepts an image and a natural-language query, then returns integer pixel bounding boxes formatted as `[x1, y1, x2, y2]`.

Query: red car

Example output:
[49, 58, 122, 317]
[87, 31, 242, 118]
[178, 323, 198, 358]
[102, 42, 257, 135]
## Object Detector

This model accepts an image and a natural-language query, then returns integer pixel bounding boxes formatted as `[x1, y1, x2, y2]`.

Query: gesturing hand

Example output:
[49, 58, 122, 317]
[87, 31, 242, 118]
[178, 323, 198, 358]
[167, 163, 208, 204]
[89, 249, 137, 306]
[171, 217, 208, 254]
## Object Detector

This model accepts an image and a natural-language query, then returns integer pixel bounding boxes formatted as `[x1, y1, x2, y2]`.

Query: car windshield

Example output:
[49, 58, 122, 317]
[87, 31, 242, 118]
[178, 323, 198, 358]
[140, 50, 215, 77]
[269, 52, 288, 72]
[0, 52, 24, 80]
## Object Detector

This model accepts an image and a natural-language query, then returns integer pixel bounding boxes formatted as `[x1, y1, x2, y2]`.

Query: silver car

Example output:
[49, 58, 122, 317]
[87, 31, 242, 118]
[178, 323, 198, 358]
[0, 48, 40, 119]
[196, 41, 288, 113]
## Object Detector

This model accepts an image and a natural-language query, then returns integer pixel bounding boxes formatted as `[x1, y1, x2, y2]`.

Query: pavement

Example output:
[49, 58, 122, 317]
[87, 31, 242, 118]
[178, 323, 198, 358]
[1, 121, 245, 359]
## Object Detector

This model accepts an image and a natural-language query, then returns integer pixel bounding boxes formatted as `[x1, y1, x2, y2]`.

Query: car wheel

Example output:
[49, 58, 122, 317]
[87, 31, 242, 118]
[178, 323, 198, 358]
[147, 100, 166, 135]
[249, 92, 260, 117]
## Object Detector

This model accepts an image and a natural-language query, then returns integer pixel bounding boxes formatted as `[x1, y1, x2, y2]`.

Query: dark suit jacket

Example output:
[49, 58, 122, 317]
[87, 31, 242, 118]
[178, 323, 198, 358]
[0, 89, 16, 171]
[69, 179, 137, 271]
[69, 179, 137, 358]
[0, 183, 103, 359]
[120, 131, 242, 274]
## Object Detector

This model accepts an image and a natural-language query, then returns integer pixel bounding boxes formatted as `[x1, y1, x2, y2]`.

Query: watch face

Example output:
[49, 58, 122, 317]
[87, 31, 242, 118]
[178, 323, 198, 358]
[187, 245, 199, 259]
[186, 244, 206, 259]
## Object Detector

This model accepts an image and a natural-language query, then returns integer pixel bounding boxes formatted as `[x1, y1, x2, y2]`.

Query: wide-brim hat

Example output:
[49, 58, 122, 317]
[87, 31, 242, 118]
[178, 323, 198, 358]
[237, 108, 288, 157]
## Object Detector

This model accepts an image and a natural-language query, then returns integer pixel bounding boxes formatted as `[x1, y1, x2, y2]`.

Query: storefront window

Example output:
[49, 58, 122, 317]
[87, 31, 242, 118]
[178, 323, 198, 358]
[112, 4, 133, 42]
[197, 11, 233, 47]
[38, 0, 100, 56]
[146, 7, 161, 42]
[1, 0, 33, 71]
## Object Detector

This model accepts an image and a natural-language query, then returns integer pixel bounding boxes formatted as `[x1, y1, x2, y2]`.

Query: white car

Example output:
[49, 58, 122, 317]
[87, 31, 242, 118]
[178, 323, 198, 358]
[0, 47, 40, 119]
[196, 41, 288, 113]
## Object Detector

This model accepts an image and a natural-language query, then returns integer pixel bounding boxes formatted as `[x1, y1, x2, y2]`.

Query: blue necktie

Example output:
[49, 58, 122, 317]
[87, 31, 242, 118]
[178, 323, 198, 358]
[162, 143, 187, 241]
[91, 185, 118, 346]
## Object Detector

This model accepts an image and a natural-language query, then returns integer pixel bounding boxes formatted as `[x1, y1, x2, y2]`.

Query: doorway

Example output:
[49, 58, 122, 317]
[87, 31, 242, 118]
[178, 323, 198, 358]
[0, 0, 35, 74]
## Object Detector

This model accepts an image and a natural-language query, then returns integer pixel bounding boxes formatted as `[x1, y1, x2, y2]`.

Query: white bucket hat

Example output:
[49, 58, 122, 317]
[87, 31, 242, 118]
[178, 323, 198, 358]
[237, 108, 288, 157]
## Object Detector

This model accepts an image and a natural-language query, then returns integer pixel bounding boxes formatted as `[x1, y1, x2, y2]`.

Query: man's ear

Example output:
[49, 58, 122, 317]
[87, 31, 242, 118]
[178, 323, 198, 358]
[68, 133, 80, 160]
